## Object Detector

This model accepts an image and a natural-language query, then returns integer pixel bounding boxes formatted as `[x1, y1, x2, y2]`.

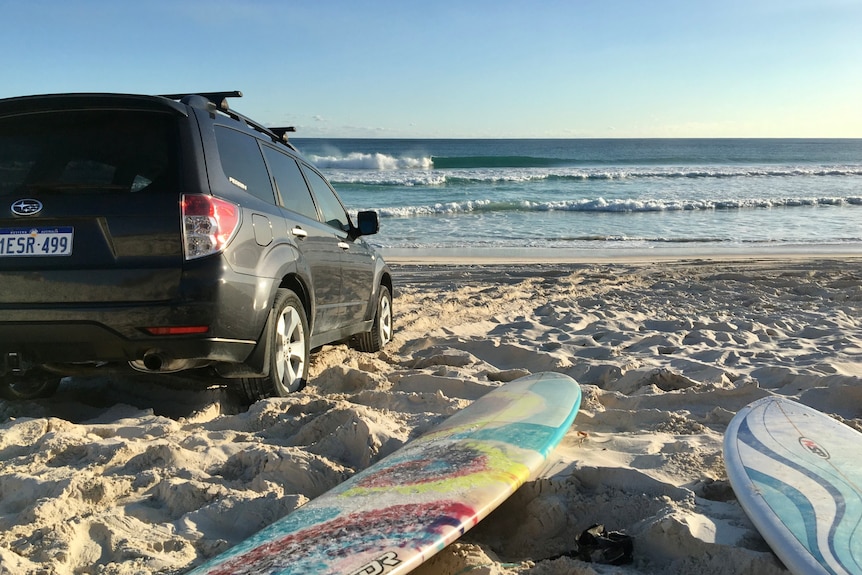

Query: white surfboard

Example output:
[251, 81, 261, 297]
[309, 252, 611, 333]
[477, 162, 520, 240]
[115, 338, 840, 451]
[724, 395, 862, 575]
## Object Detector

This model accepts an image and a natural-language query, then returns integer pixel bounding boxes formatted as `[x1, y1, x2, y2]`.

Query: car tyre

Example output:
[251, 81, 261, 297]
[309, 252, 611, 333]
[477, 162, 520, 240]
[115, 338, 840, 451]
[354, 285, 393, 353]
[0, 371, 61, 400]
[239, 288, 309, 402]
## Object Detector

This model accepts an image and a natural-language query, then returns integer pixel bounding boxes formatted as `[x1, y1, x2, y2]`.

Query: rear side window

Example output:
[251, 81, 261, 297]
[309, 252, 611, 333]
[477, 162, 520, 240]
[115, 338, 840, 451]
[261, 145, 319, 220]
[0, 110, 180, 196]
[214, 127, 275, 204]
[302, 165, 350, 232]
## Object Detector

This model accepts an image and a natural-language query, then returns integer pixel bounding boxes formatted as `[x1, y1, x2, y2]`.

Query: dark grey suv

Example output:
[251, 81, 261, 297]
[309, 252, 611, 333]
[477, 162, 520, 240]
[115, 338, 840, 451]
[0, 91, 393, 403]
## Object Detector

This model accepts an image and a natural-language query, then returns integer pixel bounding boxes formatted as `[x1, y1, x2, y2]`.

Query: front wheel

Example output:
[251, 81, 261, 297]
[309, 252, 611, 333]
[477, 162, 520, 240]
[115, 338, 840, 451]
[354, 285, 393, 352]
[239, 289, 310, 402]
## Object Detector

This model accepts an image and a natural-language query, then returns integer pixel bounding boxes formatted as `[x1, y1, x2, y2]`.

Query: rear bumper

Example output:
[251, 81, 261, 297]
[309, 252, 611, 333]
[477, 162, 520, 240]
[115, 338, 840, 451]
[0, 269, 274, 370]
[0, 320, 256, 368]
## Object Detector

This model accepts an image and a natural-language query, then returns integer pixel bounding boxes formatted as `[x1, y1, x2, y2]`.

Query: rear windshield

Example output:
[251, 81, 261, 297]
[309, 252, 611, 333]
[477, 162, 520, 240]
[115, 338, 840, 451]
[0, 109, 180, 196]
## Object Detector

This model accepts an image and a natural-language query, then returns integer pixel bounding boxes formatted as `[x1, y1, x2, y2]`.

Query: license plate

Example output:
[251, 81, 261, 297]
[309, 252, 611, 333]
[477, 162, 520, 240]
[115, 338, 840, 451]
[0, 226, 74, 256]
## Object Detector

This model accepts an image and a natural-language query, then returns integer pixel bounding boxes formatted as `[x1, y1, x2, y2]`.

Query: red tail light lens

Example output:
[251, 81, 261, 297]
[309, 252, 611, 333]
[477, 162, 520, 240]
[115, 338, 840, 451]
[144, 326, 210, 335]
[181, 194, 240, 260]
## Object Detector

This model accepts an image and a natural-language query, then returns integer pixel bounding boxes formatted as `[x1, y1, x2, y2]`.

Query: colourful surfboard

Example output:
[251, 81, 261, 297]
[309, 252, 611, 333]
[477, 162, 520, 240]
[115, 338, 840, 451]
[724, 395, 862, 575]
[186, 371, 582, 575]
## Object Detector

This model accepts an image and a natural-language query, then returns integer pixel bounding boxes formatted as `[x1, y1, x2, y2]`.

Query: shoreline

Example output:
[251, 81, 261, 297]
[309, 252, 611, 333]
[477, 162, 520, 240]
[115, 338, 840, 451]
[381, 244, 862, 265]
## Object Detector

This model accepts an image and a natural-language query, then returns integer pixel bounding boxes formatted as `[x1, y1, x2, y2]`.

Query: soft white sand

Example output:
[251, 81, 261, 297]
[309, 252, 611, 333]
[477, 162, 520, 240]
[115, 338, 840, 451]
[2, 256, 862, 574]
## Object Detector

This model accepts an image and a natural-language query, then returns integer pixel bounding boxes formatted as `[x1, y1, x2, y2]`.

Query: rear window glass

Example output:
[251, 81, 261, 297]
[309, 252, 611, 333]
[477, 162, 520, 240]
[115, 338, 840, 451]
[0, 109, 180, 196]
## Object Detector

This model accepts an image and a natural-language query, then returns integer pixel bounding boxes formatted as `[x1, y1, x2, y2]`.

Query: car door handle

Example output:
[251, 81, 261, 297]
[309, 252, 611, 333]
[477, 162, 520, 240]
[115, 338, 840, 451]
[291, 227, 308, 239]
[338, 242, 350, 250]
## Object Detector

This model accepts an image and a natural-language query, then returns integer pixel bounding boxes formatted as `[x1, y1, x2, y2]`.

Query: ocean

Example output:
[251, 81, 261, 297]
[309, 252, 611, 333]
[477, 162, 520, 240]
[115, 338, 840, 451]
[290, 138, 862, 259]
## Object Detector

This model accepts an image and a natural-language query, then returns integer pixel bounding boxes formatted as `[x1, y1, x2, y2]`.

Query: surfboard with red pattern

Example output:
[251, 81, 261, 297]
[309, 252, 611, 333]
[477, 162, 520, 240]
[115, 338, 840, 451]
[187, 371, 582, 575]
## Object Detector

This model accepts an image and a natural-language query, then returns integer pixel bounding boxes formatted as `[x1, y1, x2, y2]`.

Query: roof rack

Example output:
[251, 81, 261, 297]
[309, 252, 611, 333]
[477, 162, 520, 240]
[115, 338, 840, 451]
[270, 126, 297, 143]
[159, 91, 298, 150]
[160, 91, 242, 111]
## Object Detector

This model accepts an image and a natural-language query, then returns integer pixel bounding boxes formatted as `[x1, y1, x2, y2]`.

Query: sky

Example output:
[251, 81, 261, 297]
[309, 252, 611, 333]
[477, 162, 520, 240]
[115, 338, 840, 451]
[1, 0, 860, 138]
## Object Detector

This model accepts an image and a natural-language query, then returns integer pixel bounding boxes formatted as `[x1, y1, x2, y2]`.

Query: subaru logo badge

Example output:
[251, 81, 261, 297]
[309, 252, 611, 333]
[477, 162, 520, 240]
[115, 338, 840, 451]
[11, 198, 43, 216]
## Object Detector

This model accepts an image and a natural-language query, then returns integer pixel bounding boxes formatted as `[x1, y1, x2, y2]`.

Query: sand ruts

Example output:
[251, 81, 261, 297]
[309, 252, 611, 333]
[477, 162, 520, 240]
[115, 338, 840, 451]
[1, 256, 861, 574]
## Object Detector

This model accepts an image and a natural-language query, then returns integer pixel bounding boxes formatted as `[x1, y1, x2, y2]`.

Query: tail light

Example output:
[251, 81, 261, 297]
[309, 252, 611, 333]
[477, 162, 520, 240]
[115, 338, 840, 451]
[181, 194, 240, 260]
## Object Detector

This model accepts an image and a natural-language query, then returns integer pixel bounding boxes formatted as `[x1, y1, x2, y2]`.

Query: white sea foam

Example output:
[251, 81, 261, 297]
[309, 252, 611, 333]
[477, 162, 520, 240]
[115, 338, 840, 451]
[330, 170, 447, 187]
[368, 195, 862, 218]
[309, 152, 433, 171]
[324, 164, 862, 186]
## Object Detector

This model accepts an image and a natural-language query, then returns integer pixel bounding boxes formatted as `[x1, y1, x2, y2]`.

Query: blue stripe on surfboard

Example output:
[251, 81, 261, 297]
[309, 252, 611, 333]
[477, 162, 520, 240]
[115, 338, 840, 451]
[743, 465, 831, 571]
[468, 422, 565, 456]
[446, 375, 581, 455]
[737, 416, 855, 574]
[529, 375, 582, 449]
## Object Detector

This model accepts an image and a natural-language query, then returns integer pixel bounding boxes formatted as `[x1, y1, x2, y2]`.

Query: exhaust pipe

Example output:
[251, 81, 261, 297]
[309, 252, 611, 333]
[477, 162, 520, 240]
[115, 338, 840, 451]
[130, 350, 208, 373]
[143, 350, 164, 371]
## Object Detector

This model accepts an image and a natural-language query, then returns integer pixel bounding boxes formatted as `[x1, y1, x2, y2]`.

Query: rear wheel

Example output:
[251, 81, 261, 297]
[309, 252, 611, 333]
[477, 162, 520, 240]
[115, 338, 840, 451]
[354, 285, 393, 352]
[0, 370, 61, 400]
[239, 289, 310, 402]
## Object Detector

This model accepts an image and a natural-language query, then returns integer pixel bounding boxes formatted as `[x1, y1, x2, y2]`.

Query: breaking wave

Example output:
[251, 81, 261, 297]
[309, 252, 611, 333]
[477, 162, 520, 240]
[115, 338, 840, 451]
[308, 152, 433, 170]
[371, 195, 862, 218]
[322, 162, 862, 187]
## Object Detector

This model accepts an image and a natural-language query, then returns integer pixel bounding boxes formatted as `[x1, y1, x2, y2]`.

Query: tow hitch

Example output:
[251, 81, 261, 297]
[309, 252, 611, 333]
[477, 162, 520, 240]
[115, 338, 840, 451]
[2, 352, 26, 376]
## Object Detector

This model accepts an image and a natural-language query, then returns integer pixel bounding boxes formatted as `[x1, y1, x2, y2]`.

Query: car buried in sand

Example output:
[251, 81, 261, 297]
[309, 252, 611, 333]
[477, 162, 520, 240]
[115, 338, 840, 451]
[0, 91, 393, 403]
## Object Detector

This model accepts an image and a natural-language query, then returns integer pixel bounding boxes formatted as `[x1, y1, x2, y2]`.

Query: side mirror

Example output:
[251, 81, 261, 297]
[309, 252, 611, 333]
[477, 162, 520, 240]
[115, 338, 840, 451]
[356, 210, 380, 236]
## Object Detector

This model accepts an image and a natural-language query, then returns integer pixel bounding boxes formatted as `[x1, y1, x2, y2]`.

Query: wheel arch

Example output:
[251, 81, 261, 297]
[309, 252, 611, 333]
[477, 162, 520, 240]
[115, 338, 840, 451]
[217, 250, 314, 379]
[368, 264, 394, 322]
[278, 273, 313, 333]
[252, 241, 315, 333]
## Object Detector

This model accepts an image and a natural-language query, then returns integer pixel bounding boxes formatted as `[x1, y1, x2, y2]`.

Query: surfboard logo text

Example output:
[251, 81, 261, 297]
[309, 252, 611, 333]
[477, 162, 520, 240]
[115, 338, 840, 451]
[350, 551, 401, 575]
[799, 437, 830, 459]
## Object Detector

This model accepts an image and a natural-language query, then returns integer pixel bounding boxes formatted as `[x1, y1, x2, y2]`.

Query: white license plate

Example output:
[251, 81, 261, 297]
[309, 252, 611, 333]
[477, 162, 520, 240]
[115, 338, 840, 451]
[0, 226, 74, 257]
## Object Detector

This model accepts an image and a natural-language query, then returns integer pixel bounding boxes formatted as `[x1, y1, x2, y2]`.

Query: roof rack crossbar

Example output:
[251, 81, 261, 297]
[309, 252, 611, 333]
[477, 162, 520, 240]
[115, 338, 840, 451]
[160, 91, 243, 110]
[223, 109, 299, 151]
[159, 91, 297, 150]
[270, 126, 297, 144]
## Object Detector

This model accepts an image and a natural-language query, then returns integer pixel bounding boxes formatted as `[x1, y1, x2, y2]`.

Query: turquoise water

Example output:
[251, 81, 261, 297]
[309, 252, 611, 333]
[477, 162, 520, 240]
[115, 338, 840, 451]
[291, 138, 862, 257]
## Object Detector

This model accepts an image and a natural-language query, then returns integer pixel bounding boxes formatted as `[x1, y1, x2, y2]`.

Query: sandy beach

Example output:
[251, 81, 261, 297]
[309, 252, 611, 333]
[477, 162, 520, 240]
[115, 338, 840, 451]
[2, 254, 862, 575]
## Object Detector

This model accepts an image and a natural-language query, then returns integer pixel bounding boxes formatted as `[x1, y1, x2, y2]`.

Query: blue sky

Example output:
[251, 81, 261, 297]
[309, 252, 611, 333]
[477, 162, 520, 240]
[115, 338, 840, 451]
[2, 0, 860, 138]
